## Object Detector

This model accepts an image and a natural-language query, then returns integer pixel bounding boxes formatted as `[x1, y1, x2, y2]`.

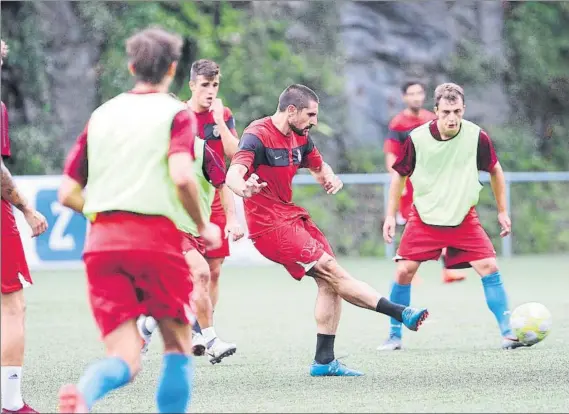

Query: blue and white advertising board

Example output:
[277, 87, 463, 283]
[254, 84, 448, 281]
[12, 175, 271, 270]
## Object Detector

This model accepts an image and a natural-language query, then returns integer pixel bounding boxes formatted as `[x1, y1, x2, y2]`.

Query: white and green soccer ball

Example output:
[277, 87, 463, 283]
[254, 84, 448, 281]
[510, 302, 552, 346]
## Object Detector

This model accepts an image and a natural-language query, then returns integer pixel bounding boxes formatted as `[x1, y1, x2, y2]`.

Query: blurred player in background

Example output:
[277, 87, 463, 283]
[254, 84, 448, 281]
[138, 59, 242, 364]
[57, 27, 221, 413]
[382, 83, 525, 351]
[226, 84, 430, 377]
[384, 81, 466, 286]
[1, 39, 48, 414]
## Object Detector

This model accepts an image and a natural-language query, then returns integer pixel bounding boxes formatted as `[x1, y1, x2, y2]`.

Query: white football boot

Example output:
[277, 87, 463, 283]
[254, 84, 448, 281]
[206, 338, 237, 364]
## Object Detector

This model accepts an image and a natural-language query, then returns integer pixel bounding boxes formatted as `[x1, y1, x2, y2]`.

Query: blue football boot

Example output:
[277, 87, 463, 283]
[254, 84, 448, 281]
[402, 307, 429, 331]
[310, 359, 364, 377]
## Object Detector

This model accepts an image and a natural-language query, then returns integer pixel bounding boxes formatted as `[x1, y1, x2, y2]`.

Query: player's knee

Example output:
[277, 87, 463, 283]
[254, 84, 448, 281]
[313, 254, 344, 284]
[395, 262, 417, 284]
[472, 258, 499, 276]
[192, 267, 211, 289]
[1, 291, 25, 317]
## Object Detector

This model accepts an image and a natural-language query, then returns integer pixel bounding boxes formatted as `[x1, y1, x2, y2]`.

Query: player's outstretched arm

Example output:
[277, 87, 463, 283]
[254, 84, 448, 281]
[489, 161, 511, 237]
[308, 162, 343, 195]
[2, 158, 48, 237]
[58, 176, 86, 213]
[226, 164, 266, 198]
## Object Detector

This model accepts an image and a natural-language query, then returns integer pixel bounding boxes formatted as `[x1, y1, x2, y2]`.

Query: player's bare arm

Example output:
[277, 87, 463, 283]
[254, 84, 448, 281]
[218, 184, 244, 241]
[211, 99, 239, 158]
[226, 164, 267, 198]
[383, 171, 407, 243]
[59, 176, 86, 213]
[1, 158, 48, 237]
[308, 162, 343, 195]
[489, 161, 511, 237]
[385, 152, 397, 173]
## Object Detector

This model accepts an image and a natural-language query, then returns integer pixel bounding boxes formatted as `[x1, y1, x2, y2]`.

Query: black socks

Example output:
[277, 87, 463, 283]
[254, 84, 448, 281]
[315, 333, 335, 365]
[376, 297, 405, 322]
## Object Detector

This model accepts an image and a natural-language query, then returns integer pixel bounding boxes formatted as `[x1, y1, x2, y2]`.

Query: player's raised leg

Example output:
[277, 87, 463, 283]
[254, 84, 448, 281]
[310, 252, 428, 332]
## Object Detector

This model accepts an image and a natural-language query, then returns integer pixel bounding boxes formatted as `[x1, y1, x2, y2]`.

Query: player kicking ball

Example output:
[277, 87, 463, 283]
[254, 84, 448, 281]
[138, 59, 242, 364]
[226, 84, 429, 377]
[380, 82, 526, 351]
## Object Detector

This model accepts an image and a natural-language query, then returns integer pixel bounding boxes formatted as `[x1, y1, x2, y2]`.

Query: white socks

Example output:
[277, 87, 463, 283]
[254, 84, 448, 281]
[201, 327, 217, 345]
[1, 366, 24, 411]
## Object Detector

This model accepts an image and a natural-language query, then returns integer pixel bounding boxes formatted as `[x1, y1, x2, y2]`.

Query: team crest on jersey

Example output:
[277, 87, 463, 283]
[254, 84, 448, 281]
[213, 124, 220, 137]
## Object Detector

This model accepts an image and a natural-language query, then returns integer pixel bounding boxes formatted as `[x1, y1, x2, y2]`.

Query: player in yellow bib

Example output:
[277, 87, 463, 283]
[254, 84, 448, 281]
[381, 83, 527, 351]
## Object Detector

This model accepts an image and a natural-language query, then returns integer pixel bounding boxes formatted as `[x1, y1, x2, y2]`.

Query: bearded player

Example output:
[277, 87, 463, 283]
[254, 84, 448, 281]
[57, 27, 221, 413]
[382, 83, 525, 351]
[384, 81, 466, 284]
[137, 59, 242, 363]
[1, 39, 48, 414]
[226, 84, 430, 377]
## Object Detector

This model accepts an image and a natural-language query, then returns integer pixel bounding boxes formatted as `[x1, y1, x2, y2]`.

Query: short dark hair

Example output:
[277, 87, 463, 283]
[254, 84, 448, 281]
[190, 59, 221, 81]
[434, 82, 465, 107]
[126, 27, 183, 85]
[277, 84, 319, 112]
[401, 81, 425, 94]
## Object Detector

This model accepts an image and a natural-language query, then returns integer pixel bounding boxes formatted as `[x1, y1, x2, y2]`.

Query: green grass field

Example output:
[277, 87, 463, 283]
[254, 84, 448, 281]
[20, 255, 569, 413]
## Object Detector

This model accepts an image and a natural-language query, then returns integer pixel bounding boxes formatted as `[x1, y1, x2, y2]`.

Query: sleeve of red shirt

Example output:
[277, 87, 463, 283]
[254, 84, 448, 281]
[300, 135, 323, 170]
[169, 109, 197, 160]
[223, 107, 238, 137]
[230, 131, 263, 172]
[63, 123, 89, 188]
[477, 129, 499, 172]
[391, 136, 416, 177]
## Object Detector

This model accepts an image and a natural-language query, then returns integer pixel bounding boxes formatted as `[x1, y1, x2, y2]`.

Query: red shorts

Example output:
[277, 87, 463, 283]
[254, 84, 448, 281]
[84, 249, 193, 338]
[397, 206, 496, 269]
[205, 211, 229, 259]
[1, 234, 33, 294]
[181, 232, 206, 256]
[253, 217, 334, 280]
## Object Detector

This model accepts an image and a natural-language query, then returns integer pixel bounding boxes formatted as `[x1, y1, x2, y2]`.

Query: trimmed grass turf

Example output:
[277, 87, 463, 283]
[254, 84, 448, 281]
[22, 255, 569, 412]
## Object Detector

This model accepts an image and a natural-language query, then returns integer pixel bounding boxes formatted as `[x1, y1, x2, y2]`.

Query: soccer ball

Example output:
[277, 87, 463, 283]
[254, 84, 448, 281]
[510, 302, 552, 346]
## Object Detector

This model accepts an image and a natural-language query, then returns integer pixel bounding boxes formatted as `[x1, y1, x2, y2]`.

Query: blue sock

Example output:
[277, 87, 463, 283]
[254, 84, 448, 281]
[192, 320, 202, 334]
[156, 353, 193, 414]
[388, 282, 411, 338]
[77, 357, 131, 410]
[481, 271, 512, 337]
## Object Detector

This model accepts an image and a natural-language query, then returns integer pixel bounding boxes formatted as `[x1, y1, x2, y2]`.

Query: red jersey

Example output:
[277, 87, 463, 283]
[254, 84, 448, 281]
[384, 109, 437, 157]
[63, 91, 197, 253]
[191, 106, 237, 216]
[230, 117, 323, 238]
[1, 101, 19, 236]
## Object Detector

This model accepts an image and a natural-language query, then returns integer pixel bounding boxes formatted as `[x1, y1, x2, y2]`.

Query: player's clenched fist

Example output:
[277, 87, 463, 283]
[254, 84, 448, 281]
[382, 215, 396, 244]
[242, 173, 267, 198]
[24, 209, 48, 238]
[200, 222, 223, 250]
[210, 98, 225, 125]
